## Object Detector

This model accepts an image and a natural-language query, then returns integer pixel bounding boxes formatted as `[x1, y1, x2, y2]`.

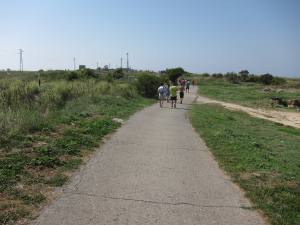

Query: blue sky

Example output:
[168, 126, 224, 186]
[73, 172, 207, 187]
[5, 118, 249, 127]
[0, 0, 299, 76]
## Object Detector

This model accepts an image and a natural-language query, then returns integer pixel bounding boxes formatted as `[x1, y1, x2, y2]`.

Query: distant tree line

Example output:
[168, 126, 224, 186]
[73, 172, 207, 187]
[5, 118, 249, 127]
[201, 70, 287, 85]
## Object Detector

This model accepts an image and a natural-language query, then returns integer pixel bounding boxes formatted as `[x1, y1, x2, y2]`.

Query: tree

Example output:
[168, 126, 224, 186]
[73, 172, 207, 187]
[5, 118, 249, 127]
[166, 67, 185, 83]
[136, 74, 161, 98]
[112, 68, 124, 79]
[260, 73, 273, 85]
[239, 70, 250, 81]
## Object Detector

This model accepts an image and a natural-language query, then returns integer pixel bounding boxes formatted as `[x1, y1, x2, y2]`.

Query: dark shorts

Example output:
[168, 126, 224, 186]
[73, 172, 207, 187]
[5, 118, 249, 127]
[170, 96, 177, 101]
[180, 92, 184, 98]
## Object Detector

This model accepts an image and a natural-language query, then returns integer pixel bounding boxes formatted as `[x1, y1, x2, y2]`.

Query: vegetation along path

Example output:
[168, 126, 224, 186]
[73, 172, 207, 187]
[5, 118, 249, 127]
[32, 87, 266, 225]
[197, 95, 300, 129]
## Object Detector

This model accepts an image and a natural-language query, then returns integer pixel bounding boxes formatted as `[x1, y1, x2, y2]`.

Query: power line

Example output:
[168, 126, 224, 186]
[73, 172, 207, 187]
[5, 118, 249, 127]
[18, 49, 24, 72]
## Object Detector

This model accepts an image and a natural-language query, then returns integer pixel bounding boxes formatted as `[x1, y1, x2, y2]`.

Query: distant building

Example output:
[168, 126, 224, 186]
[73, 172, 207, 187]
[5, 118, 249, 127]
[79, 65, 86, 70]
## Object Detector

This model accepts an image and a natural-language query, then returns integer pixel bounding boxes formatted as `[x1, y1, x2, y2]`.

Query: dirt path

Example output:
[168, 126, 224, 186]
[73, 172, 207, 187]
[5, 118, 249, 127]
[32, 87, 266, 225]
[197, 95, 300, 129]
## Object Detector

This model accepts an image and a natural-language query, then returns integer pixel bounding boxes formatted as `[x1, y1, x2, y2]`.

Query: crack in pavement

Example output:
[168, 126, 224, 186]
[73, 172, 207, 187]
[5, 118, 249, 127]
[64, 191, 252, 210]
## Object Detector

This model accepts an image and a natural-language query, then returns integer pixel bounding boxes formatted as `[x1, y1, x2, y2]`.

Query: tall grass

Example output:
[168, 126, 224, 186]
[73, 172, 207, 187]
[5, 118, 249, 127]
[0, 79, 138, 148]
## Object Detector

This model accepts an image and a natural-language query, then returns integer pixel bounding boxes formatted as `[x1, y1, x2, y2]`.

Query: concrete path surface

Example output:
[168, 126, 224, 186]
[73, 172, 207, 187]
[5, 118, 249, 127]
[32, 87, 267, 225]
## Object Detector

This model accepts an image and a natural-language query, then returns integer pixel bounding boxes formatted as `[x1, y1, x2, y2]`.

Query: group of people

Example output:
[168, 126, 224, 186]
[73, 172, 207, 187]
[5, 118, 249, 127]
[158, 79, 195, 108]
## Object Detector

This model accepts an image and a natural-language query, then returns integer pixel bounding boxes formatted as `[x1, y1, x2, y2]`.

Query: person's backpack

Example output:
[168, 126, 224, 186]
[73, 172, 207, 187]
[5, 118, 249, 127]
[158, 86, 164, 95]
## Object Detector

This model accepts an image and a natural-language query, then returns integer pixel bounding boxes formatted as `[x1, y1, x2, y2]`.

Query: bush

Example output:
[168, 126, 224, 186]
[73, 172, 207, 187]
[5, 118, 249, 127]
[260, 73, 273, 85]
[136, 74, 161, 98]
[159, 74, 169, 84]
[79, 69, 97, 78]
[111, 83, 138, 98]
[212, 73, 223, 78]
[201, 73, 210, 77]
[239, 70, 250, 81]
[105, 73, 114, 83]
[247, 75, 260, 83]
[67, 71, 79, 81]
[166, 67, 185, 83]
[272, 77, 286, 85]
[225, 72, 239, 84]
[112, 68, 124, 79]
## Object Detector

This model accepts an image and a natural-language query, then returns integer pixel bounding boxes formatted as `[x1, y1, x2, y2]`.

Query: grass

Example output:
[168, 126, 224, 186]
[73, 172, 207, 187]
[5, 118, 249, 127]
[197, 78, 300, 110]
[0, 74, 155, 224]
[190, 104, 300, 225]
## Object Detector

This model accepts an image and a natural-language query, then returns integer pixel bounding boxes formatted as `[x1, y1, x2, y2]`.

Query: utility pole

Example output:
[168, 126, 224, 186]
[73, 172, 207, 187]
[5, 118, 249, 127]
[73, 57, 76, 70]
[120, 57, 123, 69]
[97, 61, 99, 69]
[18, 49, 24, 72]
[126, 52, 129, 71]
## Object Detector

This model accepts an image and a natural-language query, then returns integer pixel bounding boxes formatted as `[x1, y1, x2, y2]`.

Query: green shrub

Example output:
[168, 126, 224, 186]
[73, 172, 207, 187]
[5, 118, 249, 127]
[212, 73, 223, 78]
[20, 110, 51, 132]
[159, 74, 169, 84]
[45, 174, 68, 187]
[239, 70, 250, 81]
[105, 73, 114, 83]
[201, 73, 210, 77]
[112, 68, 124, 79]
[0, 80, 40, 107]
[166, 67, 185, 83]
[67, 71, 79, 81]
[31, 156, 61, 168]
[272, 77, 287, 85]
[260, 73, 274, 85]
[247, 75, 261, 83]
[225, 72, 239, 84]
[79, 68, 97, 78]
[0, 153, 30, 191]
[111, 83, 138, 98]
[92, 81, 111, 97]
[136, 74, 161, 98]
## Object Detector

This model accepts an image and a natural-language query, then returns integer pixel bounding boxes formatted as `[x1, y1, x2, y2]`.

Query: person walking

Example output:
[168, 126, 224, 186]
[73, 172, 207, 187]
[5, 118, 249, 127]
[179, 85, 184, 104]
[169, 83, 178, 108]
[186, 80, 190, 93]
[158, 83, 165, 108]
[164, 83, 170, 103]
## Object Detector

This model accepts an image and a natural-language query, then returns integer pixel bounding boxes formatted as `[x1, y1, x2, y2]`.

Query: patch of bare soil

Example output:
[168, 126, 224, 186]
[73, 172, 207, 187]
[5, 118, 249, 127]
[197, 95, 300, 129]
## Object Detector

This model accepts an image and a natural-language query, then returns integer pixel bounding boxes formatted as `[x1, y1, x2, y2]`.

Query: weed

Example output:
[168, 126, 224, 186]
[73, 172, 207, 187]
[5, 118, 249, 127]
[61, 159, 82, 171]
[197, 78, 300, 110]
[0, 153, 30, 191]
[31, 156, 62, 168]
[190, 104, 300, 225]
[0, 73, 155, 224]
[45, 174, 68, 187]
[0, 207, 30, 225]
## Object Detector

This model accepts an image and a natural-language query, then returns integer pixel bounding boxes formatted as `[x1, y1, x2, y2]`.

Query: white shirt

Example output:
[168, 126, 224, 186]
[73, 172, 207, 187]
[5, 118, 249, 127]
[158, 86, 165, 96]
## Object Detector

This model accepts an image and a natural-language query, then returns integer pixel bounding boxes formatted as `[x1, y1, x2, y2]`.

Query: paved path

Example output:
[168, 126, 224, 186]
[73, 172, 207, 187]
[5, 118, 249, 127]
[32, 87, 266, 225]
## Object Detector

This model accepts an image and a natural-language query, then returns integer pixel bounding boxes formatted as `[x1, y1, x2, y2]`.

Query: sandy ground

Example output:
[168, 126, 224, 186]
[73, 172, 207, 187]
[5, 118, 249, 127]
[197, 95, 300, 129]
